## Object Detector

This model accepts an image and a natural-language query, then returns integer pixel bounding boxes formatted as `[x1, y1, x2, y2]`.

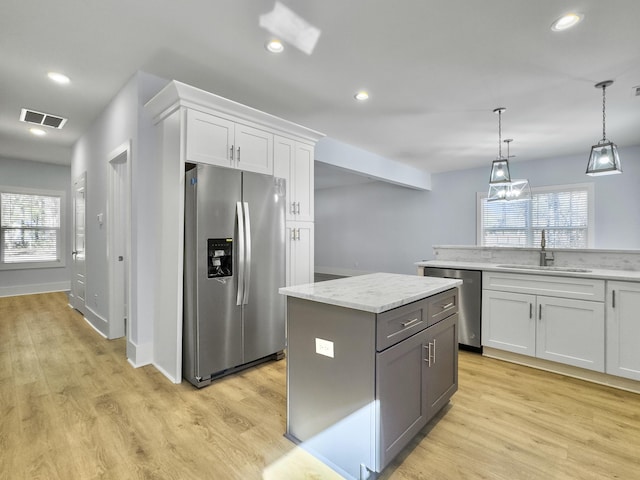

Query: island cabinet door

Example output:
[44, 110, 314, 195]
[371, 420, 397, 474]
[424, 313, 458, 422]
[376, 328, 429, 471]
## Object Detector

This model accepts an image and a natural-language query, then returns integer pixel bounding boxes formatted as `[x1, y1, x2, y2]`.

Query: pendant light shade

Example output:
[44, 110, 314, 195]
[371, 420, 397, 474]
[490, 159, 511, 183]
[586, 141, 622, 176]
[586, 80, 622, 176]
[489, 107, 511, 184]
[487, 179, 531, 202]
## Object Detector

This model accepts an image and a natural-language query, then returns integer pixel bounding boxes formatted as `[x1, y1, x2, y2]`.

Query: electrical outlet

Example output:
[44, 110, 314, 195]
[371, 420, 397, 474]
[315, 338, 334, 358]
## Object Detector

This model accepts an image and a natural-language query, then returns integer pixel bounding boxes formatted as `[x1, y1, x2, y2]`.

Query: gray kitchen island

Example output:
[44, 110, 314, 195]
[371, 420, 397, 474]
[279, 273, 462, 480]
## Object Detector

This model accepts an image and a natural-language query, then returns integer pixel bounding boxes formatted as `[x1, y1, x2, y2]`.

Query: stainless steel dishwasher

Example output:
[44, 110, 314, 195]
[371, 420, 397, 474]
[422, 267, 482, 352]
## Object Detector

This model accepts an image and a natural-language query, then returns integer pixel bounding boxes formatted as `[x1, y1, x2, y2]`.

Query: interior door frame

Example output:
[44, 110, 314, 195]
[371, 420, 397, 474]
[107, 141, 132, 340]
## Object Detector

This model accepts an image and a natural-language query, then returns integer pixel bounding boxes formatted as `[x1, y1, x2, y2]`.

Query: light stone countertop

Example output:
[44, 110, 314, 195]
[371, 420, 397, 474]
[415, 260, 640, 282]
[278, 272, 462, 314]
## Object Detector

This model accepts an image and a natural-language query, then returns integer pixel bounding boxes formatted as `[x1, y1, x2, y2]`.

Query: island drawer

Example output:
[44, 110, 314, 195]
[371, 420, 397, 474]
[426, 288, 458, 327]
[376, 288, 458, 351]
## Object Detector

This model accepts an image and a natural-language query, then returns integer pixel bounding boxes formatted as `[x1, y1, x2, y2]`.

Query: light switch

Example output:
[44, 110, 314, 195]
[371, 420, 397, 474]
[315, 338, 334, 358]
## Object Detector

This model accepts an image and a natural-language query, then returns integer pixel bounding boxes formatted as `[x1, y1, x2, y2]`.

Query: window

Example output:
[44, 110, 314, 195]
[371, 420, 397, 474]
[477, 183, 594, 248]
[0, 187, 65, 269]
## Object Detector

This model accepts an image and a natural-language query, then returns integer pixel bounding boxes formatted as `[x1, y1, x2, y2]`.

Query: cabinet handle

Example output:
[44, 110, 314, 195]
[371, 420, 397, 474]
[237, 146, 241, 162]
[424, 343, 432, 367]
[290, 202, 295, 215]
[230, 145, 234, 161]
[529, 303, 533, 319]
[295, 228, 300, 241]
[401, 318, 420, 328]
[441, 302, 454, 309]
[297, 202, 301, 214]
[612, 290, 616, 308]
[538, 304, 542, 320]
[432, 339, 436, 364]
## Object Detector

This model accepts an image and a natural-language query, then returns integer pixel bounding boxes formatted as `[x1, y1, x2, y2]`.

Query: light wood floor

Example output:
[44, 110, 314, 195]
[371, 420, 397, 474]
[2, 293, 639, 479]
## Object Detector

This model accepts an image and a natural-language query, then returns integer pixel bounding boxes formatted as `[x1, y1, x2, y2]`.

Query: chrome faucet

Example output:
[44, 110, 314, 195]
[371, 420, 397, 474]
[540, 229, 554, 266]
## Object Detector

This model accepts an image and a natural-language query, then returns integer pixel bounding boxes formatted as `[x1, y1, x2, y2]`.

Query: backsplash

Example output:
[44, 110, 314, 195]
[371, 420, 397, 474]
[432, 246, 640, 271]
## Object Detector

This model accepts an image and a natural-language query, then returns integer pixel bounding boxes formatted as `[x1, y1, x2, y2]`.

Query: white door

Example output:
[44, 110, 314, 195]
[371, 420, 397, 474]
[107, 145, 130, 339]
[69, 173, 86, 314]
[273, 135, 295, 220]
[235, 123, 273, 174]
[606, 281, 640, 380]
[482, 290, 536, 356]
[286, 223, 314, 286]
[293, 142, 314, 222]
[536, 296, 605, 372]
[185, 109, 234, 167]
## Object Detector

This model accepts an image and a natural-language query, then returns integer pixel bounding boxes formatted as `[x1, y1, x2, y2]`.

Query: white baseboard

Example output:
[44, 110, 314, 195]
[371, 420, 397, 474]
[152, 361, 182, 384]
[483, 347, 640, 395]
[83, 305, 109, 337]
[0, 281, 71, 298]
[127, 339, 153, 368]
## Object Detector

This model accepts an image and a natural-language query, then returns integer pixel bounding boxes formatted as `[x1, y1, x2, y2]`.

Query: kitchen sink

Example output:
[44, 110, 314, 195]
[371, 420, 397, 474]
[496, 264, 592, 273]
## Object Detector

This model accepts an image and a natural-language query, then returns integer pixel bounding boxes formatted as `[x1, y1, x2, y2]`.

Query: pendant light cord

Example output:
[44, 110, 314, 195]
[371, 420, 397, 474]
[602, 84, 607, 141]
[498, 110, 503, 158]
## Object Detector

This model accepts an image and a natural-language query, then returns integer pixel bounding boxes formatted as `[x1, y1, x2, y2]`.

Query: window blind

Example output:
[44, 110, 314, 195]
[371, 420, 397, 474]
[480, 184, 592, 248]
[1, 192, 61, 263]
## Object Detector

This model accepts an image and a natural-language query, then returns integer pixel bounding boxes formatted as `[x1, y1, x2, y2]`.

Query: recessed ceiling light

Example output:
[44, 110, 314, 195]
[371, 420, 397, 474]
[551, 13, 583, 31]
[354, 91, 369, 101]
[265, 39, 284, 53]
[29, 128, 47, 136]
[47, 72, 70, 84]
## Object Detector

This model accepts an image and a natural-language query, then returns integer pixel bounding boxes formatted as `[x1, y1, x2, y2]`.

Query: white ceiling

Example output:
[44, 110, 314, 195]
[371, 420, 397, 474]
[2, 0, 639, 173]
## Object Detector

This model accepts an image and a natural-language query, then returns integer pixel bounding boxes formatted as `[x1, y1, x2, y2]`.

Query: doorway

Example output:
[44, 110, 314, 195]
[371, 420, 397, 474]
[107, 142, 131, 339]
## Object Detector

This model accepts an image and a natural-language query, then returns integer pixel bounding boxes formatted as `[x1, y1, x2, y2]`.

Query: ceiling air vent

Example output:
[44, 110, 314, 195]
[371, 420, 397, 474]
[20, 108, 67, 129]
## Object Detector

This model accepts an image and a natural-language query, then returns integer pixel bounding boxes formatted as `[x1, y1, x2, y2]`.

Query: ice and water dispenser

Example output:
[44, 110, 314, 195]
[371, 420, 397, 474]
[208, 238, 233, 278]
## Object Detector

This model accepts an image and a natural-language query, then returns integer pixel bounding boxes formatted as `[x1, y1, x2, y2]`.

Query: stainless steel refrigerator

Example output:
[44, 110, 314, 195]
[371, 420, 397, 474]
[183, 163, 286, 388]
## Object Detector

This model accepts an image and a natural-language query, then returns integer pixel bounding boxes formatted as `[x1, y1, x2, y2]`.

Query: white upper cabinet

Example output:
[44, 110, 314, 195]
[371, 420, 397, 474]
[274, 135, 314, 222]
[606, 281, 640, 381]
[186, 110, 273, 175]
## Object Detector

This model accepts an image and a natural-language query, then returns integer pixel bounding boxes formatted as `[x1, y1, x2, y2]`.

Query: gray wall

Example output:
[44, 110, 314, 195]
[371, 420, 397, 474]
[71, 71, 168, 364]
[315, 145, 640, 275]
[0, 157, 72, 296]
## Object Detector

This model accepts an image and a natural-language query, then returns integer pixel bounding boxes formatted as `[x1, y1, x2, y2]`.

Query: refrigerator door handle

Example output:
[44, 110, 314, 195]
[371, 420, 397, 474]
[243, 202, 252, 305]
[236, 201, 245, 306]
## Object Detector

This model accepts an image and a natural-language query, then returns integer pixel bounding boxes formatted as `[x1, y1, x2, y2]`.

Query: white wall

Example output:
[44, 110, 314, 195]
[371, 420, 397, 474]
[315, 145, 640, 275]
[0, 157, 72, 296]
[71, 71, 168, 365]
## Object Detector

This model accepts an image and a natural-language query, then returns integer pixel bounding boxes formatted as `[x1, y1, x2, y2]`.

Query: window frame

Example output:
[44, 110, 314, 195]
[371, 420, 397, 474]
[476, 182, 595, 248]
[0, 185, 66, 270]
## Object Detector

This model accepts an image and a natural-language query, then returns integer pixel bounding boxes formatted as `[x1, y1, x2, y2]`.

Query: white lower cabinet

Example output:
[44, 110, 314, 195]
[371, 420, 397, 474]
[606, 281, 640, 381]
[536, 296, 604, 372]
[482, 272, 605, 373]
[482, 290, 536, 356]
[286, 222, 314, 286]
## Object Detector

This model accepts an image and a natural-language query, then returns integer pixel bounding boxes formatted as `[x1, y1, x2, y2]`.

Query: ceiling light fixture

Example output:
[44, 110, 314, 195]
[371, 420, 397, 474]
[354, 91, 369, 101]
[586, 80, 622, 176]
[47, 72, 70, 84]
[29, 128, 47, 136]
[265, 39, 284, 53]
[551, 13, 583, 31]
[489, 107, 510, 184]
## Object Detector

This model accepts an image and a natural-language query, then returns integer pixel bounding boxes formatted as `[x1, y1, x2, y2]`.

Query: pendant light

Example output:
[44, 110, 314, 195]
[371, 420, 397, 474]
[489, 107, 511, 184]
[487, 139, 531, 202]
[586, 80, 622, 176]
